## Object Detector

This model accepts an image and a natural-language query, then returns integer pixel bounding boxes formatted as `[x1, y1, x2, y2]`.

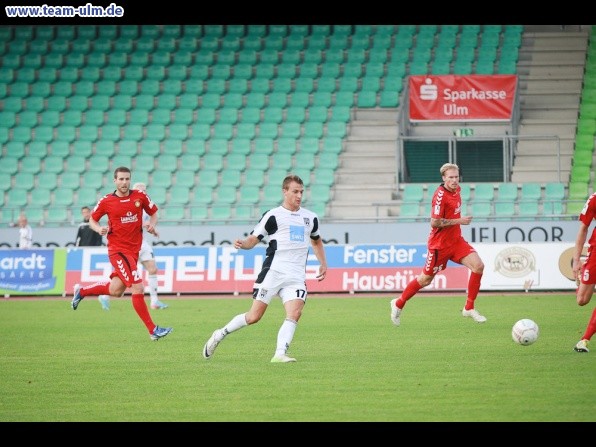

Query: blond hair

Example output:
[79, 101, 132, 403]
[133, 182, 146, 191]
[440, 163, 459, 176]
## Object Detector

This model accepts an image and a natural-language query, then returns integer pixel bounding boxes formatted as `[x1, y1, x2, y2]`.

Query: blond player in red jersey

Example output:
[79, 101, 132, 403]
[71, 167, 172, 341]
[571, 192, 596, 353]
[390, 163, 487, 326]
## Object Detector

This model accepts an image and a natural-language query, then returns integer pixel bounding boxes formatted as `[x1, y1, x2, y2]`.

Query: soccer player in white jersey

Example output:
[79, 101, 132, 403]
[202, 174, 328, 363]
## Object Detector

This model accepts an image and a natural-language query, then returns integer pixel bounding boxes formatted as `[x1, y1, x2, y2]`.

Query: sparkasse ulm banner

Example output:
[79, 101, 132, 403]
[409, 75, 518, 122]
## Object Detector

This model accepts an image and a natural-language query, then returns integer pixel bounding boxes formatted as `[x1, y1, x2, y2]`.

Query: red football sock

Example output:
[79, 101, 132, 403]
[581, 307, 596, 341]
[465, 272, 483, 311]
[396, 279, 423, 309]
[81, 282, 110, 297]
[131, 293, 155, 333]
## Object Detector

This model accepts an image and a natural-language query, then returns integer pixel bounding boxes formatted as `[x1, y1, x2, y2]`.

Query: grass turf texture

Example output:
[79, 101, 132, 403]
[0, 293, 594, 422]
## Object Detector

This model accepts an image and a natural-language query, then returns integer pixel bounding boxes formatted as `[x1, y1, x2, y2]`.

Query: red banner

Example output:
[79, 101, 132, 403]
[409, 75, 518, 122]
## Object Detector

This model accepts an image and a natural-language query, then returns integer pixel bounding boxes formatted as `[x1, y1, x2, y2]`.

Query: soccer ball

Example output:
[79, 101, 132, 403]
[511, 319, 539, 346]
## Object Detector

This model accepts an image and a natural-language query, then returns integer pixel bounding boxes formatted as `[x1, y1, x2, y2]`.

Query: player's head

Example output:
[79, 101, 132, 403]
[440, 163, 460, 192]
[133, 182, 146, 192]
[113, 166, 132, 195]
[282, 174, 304, 210]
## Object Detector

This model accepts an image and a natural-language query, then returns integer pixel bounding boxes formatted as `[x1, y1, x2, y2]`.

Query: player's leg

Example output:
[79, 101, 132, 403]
[271, 286, 307, 363]
[458, 244, 487, 323]
[203, 273, 279, 360]
[390, 248, 442, 326]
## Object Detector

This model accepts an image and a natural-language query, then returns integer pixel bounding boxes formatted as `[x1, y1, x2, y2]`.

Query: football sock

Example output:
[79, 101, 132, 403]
[581, 307, 596, 341]
[465, 272, 483, 310]
[83, 281, 110, 297]
[147, 274, 158, 302]
[275, 318, 297, 357]
[131, 293, 155, 332]
[396, 279, 423, 308]
[223, 313, 249, 334]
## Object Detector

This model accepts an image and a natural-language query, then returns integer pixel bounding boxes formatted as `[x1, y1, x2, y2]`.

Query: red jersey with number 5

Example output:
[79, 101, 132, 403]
[427, 184, 463, 250]
[91, 189, 158, 255]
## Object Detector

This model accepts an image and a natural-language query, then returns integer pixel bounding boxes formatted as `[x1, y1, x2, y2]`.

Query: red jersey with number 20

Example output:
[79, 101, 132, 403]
[91, 189, 158, 256]
[427, 184, 463, 250]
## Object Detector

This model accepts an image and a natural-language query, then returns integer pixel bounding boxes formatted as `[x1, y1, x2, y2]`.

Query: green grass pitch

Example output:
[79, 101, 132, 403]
[0, 293, 594, 422]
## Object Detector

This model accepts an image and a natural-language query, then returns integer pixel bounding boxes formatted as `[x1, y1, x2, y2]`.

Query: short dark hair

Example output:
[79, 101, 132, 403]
[113, 166, 131, 178]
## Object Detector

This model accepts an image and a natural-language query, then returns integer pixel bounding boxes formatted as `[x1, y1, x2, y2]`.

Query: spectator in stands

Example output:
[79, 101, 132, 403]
[75, 206, 110, 311]
[390, 163, 487, 326]
[17, 213, 32, 249]
[202, 174, 328, 363]
[571, 192, 596, 353]
[71, 167, 172, 342]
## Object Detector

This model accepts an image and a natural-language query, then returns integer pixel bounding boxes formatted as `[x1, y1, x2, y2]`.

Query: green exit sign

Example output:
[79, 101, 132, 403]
[453, 128, 474, 137]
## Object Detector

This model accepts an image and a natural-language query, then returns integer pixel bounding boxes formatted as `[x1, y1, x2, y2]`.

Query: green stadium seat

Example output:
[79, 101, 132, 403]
[43, 156, 64, 174]
[14, 172, 35, 191]
[470, 201, 492, 218]
[37, 172, 58, 190]
[52, 187, 74, 206]
[248, 153, 270, 171]
[252, 138, 274, 156]
[84, 109, 105, 126]
[518, 201, 539, 219]
[81, 171, 104, 189]
[167, 186, 191, 206]
[402, 184, 425, 203]
[399, 202, 421, 219]
[219, 169, 242, 188]
[30, 188, 52, 207]
[196, 168, 219, 188]
[242, 168, 266, 187]
[60, 171, 81, 189]
[473, 183, 495, 201]
[494, 201, 515, 220]
[44, 207, 68, 225]
[497, 183, 518, 201]
[542, 200, 564, 218]
[568, 181, 589, 201]
[317, 152, 339, 170]
[520, 183, 542, 201]
[5, 188, 28, 208]
[277, 137, 298, 155]
[271, 152, 293, 171]
[544, 182, 565, 201]
[326, 122, 347, 138]
[321, 137, 343, 155]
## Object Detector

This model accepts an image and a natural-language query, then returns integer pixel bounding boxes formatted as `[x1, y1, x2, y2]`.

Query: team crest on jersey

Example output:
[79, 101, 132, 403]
[303, 217, 310, 226]
[135, 199, 141, 208]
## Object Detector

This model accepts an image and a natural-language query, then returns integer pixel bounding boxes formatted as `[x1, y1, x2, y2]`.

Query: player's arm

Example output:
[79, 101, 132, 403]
[234, 234, 260, 250]
[310, 237, 328, 281]
[430, 216, 472, 228]
[573, 222, 590, 280]
[89, 217, 108, 236]
[144, 210, 159, 236]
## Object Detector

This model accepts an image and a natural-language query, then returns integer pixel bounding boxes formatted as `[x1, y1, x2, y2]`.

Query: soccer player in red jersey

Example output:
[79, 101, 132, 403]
[71, 167, 172, 341]
[571, 192, 596, 353]
[390, 163, 487, 326]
